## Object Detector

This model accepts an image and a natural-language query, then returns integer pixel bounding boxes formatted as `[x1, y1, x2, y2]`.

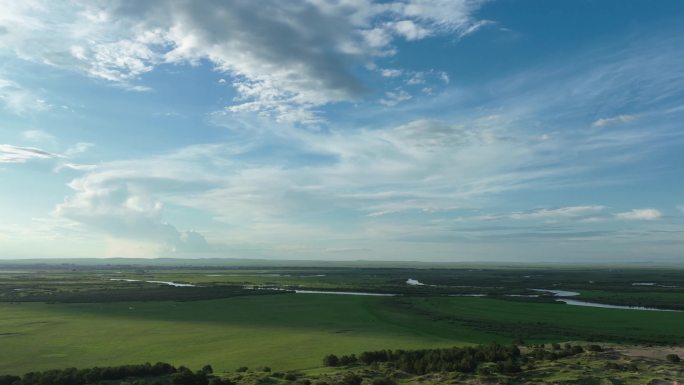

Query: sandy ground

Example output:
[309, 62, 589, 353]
[613, 345, 684, 361]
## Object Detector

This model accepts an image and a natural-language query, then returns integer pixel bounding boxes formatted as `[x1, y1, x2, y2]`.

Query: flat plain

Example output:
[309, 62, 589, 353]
[1, 263, 684, 377]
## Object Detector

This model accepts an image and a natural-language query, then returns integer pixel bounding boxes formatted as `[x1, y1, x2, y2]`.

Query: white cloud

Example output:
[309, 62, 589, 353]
[392, 20, 431, 40]
[0, 0, 487, 123]
[65, 142, 95, 156]
[380, 68, 403, 77]
[507, 206, 606, 220]
[22, 130, 55, 143]
[404, 70, 449, 86]
[0, 144, 61, 163]
[0, 78, 51, 114]
[0, 143, 96, 171]
[615, 208, 662, 221]
[52, 149, 223, 255]
[407, 73, 425, 85]
[44, 85, 680, 256]
[50, 107, 639, 250]
[399, 0, 488, 36]
[380, 89, 412, 106]
[592, 114, 637, 127]
[54, 162, 98, 172]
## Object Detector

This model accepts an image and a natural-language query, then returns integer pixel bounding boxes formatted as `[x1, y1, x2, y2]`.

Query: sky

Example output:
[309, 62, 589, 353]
[0, 0, 683, 263]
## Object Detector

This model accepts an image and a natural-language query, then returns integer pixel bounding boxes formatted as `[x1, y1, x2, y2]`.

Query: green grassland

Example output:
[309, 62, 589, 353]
[575, 289, 684, 310]
[2, 293, 684, 376]
[0, 294, 496, 375]
[2, 264, 684, 381]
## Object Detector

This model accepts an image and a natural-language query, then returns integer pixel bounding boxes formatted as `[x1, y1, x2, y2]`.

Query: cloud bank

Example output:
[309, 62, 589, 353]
[0, 0, 487, 123]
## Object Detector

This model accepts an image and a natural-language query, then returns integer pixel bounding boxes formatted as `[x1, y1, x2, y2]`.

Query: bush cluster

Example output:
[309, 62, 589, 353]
[323, 354, 358, 367]
[0, 362, 236, 385]
[666, 354, 681, 363]
[326, 344, 521, 375]
[528, 344, 586, 360]
[17, 362, 176, 385]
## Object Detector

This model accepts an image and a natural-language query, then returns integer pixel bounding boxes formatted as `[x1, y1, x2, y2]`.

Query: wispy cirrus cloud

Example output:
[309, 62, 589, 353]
[0, 144, 61, 163]
[48, 30, 684, 255]
[22, 130, 55, 143]
[477, 206, 607, 221]
[0, 78, 51, 114]
[49, 104, 669, 254]
[0, 143, 96, 172]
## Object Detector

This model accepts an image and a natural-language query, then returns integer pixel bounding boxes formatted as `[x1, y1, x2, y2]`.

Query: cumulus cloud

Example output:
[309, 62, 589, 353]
[592, 114, 637, 127]
[615, 208, 662, 220]
[53, 164, 214, 256]
[0, 0, 487, 123]
[392, 20, 431, 40]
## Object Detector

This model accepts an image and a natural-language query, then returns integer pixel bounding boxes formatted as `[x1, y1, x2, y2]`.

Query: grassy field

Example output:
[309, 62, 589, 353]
[413, 296, 684, 343]
[2, 293, 684, 376]
[0, 294, 492, 375]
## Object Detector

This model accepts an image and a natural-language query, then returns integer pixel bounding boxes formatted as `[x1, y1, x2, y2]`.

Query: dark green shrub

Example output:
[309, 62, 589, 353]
[339, 355, 358, 366]
[341, 373, 363, 385]
[666, 354, 681, 363]
[0, 375, 20, 385]
[323, 354, 340, 367]
[371, 377, 396, 385]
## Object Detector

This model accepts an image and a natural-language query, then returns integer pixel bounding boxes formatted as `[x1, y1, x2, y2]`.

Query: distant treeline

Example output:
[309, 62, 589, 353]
[0, 362, 232, 385]
[0, 285, 287, 303]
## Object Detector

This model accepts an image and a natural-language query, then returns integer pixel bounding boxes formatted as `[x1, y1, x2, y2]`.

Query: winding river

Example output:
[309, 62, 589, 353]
[107, 277, 681, 312]
[109, 278, 196, 287]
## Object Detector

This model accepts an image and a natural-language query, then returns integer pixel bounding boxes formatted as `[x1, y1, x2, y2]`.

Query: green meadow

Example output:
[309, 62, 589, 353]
[2, 293, 684, 376]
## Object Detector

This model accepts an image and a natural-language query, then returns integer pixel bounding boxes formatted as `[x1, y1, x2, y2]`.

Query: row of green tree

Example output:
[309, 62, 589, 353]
[0, 362, 233, 385]
[2, 285, 286, 303]
[325, 343, 522, 375]
[324, 343, 603, 375]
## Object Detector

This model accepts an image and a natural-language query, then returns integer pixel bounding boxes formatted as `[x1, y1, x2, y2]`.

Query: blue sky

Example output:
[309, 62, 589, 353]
[1, 0, 683, 262]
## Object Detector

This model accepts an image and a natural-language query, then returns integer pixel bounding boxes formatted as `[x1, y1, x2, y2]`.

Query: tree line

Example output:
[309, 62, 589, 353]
[325, 343, 522, 375]
[0, 362, 233, 385]
[324, 343, 604, 375]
